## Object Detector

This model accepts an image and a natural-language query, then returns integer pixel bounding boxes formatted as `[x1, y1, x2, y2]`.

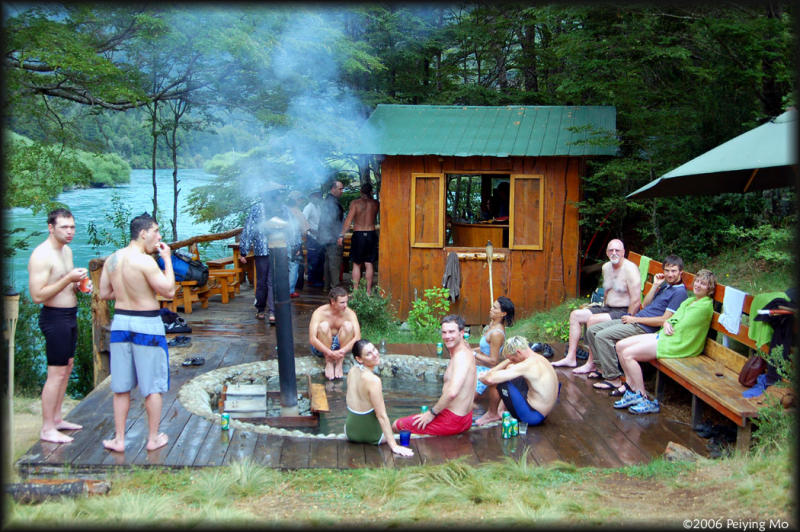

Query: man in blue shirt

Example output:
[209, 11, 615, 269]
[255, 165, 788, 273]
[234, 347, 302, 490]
[584, 255, 688, 395]
[239, 193, 275, 323]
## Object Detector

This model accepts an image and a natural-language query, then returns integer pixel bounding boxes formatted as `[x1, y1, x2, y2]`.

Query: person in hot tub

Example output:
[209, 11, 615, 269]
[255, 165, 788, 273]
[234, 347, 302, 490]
[345, 339, 414, 457]
[473, 297, 515, 400]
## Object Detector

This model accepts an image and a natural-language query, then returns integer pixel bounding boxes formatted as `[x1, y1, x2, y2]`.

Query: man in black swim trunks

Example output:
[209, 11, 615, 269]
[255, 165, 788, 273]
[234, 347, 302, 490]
[27, 208, 89, 443]
[339, 182, 379, 294]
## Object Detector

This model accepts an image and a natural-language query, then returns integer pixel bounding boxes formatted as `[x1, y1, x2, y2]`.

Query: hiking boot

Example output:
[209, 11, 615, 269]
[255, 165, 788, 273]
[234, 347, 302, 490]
[628, 397, 660, 414]
[613, 390, 644, 409]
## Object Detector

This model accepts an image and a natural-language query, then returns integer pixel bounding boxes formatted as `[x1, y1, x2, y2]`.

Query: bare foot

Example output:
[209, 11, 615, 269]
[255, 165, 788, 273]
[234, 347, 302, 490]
[572, 362, 597, 375]
[102, 437, 125, 452]
[56, 420, 83, 431]
[41, 428, 73, 444]
[324, 362, 335, 380]
[551, 357, 577, 368]
[334, 362, 344, 379]
[474, 412, 501, 426]
[146, 432, 168, 451]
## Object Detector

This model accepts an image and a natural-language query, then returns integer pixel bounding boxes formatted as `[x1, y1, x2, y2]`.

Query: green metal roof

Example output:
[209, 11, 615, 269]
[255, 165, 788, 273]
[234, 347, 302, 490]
[353, 105, 618, 157]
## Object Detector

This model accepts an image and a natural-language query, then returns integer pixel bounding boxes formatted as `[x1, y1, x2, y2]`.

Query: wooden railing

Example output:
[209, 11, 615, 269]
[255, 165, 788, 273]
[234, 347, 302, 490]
[87, 228, 243, 387]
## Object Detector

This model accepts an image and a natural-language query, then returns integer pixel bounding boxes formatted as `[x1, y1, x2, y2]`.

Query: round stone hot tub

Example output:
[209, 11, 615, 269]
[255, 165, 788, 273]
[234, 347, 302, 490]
[178, 354, 494, 439]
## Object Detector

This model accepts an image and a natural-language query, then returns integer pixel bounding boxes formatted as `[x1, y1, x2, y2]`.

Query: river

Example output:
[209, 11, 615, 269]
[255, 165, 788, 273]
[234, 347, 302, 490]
[3, 168, 227, 294]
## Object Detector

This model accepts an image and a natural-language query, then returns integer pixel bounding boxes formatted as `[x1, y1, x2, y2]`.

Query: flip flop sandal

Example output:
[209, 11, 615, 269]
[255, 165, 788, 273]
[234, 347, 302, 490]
[181, 357, 205, 367]
[592, 380, 618, 390]
[255, 312, 265, 320]
[586, 370, 603, 379]
[268, 313, 276, 325]
[168, 336, 192, 347]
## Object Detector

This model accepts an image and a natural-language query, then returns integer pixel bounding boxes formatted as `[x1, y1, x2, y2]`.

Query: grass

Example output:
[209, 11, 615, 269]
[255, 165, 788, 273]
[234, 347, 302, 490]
[5, 447, 793, 527]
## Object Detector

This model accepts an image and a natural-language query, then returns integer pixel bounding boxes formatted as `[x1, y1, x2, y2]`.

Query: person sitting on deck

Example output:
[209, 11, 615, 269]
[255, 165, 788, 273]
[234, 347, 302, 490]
[585, 255, 689, 396]
[611, 269, 717, 415]
[392, 314, 476, 436]
[474, 336, 560, 426]
[344, 339, 414, 456]
[474, 297, 515, 402]
[309, 286, 361, 380]
[552, 239, 641, 373]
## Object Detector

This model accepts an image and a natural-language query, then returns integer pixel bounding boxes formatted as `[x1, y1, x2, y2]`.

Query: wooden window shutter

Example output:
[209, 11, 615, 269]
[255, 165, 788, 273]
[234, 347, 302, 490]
[410, 173, 444, 248]
[509, 174, 544, 250]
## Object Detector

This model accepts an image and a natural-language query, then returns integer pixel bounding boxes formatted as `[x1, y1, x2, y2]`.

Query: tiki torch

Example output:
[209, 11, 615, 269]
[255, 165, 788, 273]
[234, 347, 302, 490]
[486, 240, 494, 304]
[4, 290, 19, 477]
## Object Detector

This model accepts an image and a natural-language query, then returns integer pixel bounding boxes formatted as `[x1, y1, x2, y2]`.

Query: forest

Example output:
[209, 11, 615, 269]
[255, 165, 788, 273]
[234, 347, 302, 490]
[3, 2, 796, 262]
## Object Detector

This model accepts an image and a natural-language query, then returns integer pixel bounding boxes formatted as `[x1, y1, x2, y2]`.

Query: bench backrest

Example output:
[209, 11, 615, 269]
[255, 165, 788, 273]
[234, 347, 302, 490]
[627, 251, 763, 373]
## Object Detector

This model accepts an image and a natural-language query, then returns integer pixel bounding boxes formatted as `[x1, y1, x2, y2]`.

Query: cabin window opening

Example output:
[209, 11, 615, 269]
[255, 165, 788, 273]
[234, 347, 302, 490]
[445, 174, 510, 248]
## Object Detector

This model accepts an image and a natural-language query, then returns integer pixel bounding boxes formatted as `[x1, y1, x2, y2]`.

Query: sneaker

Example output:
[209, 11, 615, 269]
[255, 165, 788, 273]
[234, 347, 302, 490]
[613, 390, 645, 409]
[628, 397, 660, 415]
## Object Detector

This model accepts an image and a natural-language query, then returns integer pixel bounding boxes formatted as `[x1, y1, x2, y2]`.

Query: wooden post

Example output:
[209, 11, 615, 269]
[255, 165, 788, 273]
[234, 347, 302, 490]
[89, 258, 111, 386]
[4, 291, 20, 477]
[486, 240, 494, 304]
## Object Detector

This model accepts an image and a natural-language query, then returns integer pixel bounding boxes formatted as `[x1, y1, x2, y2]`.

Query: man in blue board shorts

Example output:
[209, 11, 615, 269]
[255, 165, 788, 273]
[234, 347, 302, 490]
[99, 213, 176, 453]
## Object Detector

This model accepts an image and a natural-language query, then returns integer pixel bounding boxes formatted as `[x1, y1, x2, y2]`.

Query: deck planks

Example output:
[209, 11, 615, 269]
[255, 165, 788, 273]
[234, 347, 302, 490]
[16, 283, 713, 478]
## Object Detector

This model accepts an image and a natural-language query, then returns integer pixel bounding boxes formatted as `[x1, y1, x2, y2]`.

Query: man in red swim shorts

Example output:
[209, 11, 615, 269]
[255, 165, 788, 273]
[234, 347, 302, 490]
[392, 315, 476, 436]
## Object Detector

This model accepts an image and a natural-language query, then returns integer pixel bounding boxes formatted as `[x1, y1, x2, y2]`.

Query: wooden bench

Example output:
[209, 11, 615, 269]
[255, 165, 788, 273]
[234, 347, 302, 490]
[628, 251, 792, 451]
[157, 243, 241, 312]
[157, 279, 211, 314]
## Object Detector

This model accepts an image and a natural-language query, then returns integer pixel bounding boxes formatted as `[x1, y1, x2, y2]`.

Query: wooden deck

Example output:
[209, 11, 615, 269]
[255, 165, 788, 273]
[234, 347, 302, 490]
[16, 282, 710, 477]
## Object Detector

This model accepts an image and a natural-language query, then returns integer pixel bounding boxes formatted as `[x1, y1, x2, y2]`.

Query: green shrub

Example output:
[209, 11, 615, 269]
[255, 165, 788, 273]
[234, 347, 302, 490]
[347, 281, 397, 339]
[724, 222, 795, 269]
[11, 292, 47, 396]
[407, 287, 450, 339]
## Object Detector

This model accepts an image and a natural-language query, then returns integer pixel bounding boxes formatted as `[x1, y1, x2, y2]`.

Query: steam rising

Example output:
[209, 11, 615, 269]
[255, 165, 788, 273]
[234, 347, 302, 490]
[238, 9, 376, 199]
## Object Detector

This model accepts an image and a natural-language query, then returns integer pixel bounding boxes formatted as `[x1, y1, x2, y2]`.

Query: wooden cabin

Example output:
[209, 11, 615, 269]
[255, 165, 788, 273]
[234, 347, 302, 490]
[356, 105, 617, 324]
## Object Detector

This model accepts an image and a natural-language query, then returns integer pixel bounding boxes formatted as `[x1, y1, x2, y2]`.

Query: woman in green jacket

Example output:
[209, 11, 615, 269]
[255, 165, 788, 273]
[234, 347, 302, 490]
[612, 269, 717, 415]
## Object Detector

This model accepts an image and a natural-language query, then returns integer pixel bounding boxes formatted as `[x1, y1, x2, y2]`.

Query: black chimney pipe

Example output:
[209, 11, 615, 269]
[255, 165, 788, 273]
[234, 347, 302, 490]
[269, 237, 298, 416]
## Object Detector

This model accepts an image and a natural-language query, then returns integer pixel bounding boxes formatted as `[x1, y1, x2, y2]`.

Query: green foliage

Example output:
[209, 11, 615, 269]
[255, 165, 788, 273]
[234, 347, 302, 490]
[69, 292, 95, 398]
[346, 281, 397, 338]
[74, 151, 131, 187]
[11, 293, 47, 396]
[407, 287, 450, 338]
[87, 193, 133, 251]
[3, 133, 92, 213]
[512, 299, 580, 344]
[724, 222, 795, 269]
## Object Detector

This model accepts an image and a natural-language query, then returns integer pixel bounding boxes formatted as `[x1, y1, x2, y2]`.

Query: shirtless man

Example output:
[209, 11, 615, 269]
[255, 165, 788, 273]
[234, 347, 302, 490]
[98, 213, 175, 452]
[27, 208, 88, 443]
[392, 315, 476, 436]
[309, 286, 361, 380]
[552, 239, 640, 375]
[338, 182, 379, 294]
[474, 336, 560, 427]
